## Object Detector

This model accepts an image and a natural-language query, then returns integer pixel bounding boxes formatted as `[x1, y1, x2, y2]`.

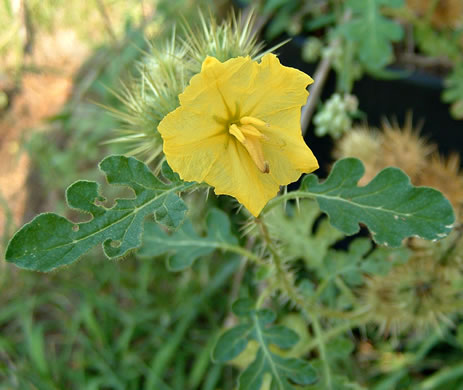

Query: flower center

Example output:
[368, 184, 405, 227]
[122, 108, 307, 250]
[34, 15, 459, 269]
[228, 116, 270, 174]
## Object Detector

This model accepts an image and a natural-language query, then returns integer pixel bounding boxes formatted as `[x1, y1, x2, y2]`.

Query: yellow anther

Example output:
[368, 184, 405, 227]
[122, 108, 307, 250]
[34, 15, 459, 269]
[240, 124, 264, 138]
[240, 116, 268, 128]
[243, 136, 269, 174]
[229, 123, 270, 174]
[229, 124, 246, 143]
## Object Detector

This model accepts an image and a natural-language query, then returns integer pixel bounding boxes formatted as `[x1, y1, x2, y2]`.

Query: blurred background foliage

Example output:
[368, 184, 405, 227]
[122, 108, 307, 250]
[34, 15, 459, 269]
[1, 0, 463, 389]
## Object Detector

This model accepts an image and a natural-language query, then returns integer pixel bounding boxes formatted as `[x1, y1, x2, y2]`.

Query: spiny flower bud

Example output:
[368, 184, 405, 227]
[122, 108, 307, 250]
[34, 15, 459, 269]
[314, 93, 358, 139]
[302, 37, 323, 63]
[108, 11, 273, 167]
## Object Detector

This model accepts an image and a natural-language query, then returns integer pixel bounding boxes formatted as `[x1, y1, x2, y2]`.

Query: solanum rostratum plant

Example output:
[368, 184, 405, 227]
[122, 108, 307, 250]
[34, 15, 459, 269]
[4, 11, 460, 390]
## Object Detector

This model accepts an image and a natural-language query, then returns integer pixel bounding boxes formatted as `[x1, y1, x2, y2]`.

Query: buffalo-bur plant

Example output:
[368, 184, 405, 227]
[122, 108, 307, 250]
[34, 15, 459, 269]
[5, 10, 460, 390]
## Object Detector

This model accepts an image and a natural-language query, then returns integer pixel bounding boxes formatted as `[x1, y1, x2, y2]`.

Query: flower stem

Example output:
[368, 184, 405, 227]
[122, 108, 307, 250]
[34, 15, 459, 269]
[256, 217, 334, 389]
[311, 314, 333, 389]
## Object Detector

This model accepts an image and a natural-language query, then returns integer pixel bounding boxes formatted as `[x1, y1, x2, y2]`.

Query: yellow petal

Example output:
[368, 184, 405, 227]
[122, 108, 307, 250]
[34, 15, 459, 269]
[209, 139, 279, 216]
[263, 110, 318, 185]
[179, 56, 256, 121]
[158, 53, 318, 217]
[241, 53, 314, 118]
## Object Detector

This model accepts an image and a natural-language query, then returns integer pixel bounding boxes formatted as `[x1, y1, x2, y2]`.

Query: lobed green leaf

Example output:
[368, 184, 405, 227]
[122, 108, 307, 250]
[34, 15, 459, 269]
[212, 324, 253, 363]
[300, 158, 455, 247]
[340, 0, 403, 70]
[213, 302, 318, 390]
[265, 200, 344, 267]
[138, 208, 238, 271]
[5, 156, 192, 272]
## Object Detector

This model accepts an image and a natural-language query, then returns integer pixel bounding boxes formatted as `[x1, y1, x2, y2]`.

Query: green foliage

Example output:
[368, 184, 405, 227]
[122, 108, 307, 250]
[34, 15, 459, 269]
[264, 1, 300, 39]
[0, 251, 240, 389]
[298, 158, 455, 247]
[340, 0, 404, 70]
[5, 156, 192, 272]
[443, 64, 463, 120]
[414, 22, 463, 62]
[266, 200, 344, 267]
[139, 208, 238, 271]
[213, 299, 318, 390]
[257, 0, 329, 39]
[319, 238, 410, 287]
[2, 4, 463, 390]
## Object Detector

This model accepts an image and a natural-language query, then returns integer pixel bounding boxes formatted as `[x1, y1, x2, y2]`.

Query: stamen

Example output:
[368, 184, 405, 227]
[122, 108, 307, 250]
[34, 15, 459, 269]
[243, 136, 269, 174]
[229, 123, 270, 174]
[229, 124, 246, 143]
[240, 116, 268, 128]
[240, 124, 264, 138]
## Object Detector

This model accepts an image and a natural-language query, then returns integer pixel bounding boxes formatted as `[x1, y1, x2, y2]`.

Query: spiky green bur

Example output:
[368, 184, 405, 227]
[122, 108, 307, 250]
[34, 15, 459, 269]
[106, 37, 188, 164]
[182, 11, 266, 73]
[108, 11, 279, 164]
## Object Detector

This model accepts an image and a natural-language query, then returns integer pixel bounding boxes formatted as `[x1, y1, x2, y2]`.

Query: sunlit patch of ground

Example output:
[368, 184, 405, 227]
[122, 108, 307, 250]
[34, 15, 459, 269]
[0, 30, 89, 239]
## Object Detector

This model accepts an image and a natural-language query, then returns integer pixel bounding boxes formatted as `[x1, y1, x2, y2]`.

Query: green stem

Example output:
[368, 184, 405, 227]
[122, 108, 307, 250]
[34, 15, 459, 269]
[313, 278, 331, 301]
[256, 285, 272, 309]
[335, 276, 357, 305]
[305, 314, 370, 353]
[256, 217, 334, 389]
[314, 306, 370, 320]
[265, 191, 316, 212]
[311, 314, 333, 389]
[219, 243, 266, 266]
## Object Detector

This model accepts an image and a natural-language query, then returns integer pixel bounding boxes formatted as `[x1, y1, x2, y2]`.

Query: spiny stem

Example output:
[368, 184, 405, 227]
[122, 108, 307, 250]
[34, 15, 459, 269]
[265, 191, 316, 212]
[256, 217, 334, 389]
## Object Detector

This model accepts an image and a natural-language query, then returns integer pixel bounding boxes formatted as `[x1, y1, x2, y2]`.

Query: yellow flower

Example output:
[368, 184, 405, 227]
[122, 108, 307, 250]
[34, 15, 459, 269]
[158, 53, 319, 216]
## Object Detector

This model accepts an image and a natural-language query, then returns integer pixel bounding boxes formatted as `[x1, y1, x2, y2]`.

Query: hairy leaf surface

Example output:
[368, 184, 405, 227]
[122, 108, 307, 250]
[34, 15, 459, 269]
[6, 156, 191, 271]
[300, 158, 454, 247]
[139, 208, 238, 271]
[266, 200, 344, 267]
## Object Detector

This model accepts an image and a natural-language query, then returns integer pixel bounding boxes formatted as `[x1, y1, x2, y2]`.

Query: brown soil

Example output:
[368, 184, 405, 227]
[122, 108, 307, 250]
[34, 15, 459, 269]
[0, 30, 89, 242]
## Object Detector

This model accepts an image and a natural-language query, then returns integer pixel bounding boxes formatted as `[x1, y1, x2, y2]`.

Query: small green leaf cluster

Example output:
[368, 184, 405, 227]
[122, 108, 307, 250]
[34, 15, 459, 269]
[411, 19, 463, 120]
[313, 93, 358, 139]
[139, 208, 238, 271]
[213, 299, 318, 390]
[339, 0, 404, 71]
[443, 64, 463, 120]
